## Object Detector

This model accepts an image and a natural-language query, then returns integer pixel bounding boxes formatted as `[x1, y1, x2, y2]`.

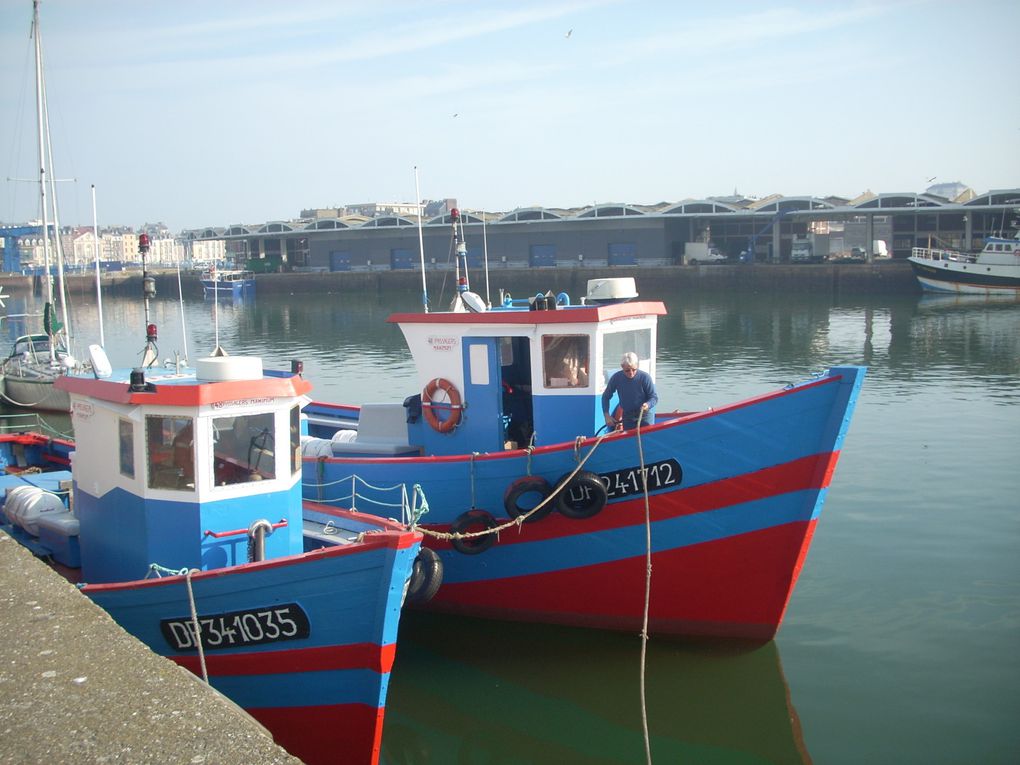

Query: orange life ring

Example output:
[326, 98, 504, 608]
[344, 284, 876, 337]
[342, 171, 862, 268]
[422, 378, 463, 433]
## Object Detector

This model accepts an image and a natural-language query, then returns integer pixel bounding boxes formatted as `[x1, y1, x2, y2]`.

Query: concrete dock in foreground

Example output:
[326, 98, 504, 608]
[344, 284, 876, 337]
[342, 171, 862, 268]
[0, 531, 303, 765]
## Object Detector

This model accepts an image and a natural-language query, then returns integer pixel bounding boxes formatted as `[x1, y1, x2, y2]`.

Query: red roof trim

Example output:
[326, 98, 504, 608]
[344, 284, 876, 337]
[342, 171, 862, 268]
[387, 300, 667, 325]
[56, 374, 313, 406]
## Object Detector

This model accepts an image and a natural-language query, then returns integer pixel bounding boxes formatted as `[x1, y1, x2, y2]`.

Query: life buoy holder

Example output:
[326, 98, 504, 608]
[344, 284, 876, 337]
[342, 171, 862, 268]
[422, 378, 463, 433]
[450, 509, 498, 555]
[405, 546, 444, 605]
[503, 475, 554, 523]
[555, 470, 608, 520]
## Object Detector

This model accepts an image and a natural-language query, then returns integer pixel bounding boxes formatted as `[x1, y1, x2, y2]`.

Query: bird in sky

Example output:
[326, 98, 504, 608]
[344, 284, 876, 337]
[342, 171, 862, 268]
[452, 113, 458, 118]
[927, 176, 937, 183]
[565, 29, 572, 39]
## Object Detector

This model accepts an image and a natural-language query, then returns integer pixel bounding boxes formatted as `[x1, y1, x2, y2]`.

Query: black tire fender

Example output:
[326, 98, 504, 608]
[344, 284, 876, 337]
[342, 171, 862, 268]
[503, 475, 554, 523]
[406, 546, 444, 605]
[450, 509, 499, 555]
[555, 470, 609, 519]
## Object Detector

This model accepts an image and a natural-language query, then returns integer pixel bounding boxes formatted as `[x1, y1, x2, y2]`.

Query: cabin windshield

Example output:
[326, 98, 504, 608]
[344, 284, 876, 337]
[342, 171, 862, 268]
[212, 412, 276, 486]
[602, 328, 653, 383]
[119, 418, 135, 478]
[541, 335, 590, 388]
[289, 406, 301, 475]
[12, 335, 51, 358]
[146, 415, 194, 490]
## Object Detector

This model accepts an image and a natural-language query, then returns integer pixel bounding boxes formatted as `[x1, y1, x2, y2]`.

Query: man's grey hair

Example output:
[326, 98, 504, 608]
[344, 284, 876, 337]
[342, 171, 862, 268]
[621, 352, 639, 369]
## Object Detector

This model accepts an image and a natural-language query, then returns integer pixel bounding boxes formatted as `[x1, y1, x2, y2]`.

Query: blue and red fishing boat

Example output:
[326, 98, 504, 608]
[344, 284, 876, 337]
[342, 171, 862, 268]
[0, 351, 422, 765]
[302, 236, 865, 640]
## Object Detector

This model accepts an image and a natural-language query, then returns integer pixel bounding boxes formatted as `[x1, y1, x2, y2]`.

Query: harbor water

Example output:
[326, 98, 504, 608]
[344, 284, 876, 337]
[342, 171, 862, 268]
[3, 283, 1018, 764]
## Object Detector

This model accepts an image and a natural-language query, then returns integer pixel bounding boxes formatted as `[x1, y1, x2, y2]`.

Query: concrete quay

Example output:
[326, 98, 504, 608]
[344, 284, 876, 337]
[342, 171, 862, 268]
[0, 531, 302, 765]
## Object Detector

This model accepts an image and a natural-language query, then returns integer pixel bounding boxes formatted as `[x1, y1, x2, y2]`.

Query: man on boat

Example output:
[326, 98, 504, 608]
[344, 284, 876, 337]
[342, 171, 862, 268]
[602, 352, 658, 431]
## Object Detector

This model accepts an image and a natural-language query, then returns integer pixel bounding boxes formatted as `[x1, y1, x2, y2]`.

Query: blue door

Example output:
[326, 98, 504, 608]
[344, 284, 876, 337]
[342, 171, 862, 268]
[529, 244, 556, 267]
[329, 251, 351, 271]
[608, 243, 636, 265]
[461, 338, 504, 453]
[390, 248, 415, 270]
[465, 246, 484, 270]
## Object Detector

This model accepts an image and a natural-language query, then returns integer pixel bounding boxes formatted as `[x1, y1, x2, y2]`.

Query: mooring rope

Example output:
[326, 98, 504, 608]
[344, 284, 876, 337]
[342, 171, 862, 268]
[413, 430, 609, 544]
[635, 415, 653, 765]
[184, 568, 209, 684]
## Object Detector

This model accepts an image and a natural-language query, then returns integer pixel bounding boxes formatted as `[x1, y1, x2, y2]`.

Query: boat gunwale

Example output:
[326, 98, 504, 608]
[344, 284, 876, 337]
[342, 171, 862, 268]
[306, 371, 846, 466]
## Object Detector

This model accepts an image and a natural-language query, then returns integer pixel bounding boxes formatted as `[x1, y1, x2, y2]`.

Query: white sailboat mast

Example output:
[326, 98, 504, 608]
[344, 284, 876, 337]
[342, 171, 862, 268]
[32, 0, 56, 364]
[42, 64, 72, 348]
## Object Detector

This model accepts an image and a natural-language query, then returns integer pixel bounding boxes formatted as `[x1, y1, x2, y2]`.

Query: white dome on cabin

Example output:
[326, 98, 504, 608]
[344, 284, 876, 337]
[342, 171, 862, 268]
[585, 277, 638, 304]
[195, 356, 263, 382]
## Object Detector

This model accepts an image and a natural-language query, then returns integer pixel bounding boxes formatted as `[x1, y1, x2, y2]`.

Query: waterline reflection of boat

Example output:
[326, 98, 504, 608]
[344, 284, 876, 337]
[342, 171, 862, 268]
[383, 612, 812, 765]
[908, 235, 1020, 296]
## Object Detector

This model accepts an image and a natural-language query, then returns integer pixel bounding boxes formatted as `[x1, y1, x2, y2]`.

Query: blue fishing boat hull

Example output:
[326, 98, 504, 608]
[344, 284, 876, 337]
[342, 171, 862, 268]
[83, 519, 419, 765]
[303, 366, 865, 641]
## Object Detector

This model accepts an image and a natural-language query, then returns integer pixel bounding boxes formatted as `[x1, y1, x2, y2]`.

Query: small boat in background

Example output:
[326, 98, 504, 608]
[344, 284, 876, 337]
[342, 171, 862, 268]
[908, 234, 1020, 296]
[201, 268, 256, 299]
[0, 350, 424, 765]
[0, 314, 74, 411]
[1, 0, 78, 413]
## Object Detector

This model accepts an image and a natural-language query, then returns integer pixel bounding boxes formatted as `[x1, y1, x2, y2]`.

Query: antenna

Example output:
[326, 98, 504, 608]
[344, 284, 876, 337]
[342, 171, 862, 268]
[176, 259, 189, 364]
[91, 185, 105, 347]
[212, 263, 225, 356]
[414, 166, 429, 312]
[481, 210, 491, 308]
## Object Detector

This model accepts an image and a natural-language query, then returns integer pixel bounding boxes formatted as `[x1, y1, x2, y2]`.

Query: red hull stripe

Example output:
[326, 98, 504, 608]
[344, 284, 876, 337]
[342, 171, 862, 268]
[171, 642, 396, 677]
[430, 520, 818, 640]
[250, 703, 386, 765]
[428, 451, 837, 548]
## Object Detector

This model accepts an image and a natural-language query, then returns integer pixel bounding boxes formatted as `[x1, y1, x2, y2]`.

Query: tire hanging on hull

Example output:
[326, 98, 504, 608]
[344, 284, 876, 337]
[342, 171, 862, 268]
[406, 547, 444, 605]
[450, 509, 498, 555]
[503, 475, 554, 523]
[555, 470, 608, 519]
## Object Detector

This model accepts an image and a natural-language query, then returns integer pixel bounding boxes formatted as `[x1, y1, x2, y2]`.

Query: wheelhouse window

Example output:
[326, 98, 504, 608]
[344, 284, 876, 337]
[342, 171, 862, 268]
[541, 335, 590, 389]
[212, 412, 276, 486]
[290, 406, 301, 475]
[602, 328, 652, 383]
[146, 415, 194, 490]
[119, 418, 135, 479]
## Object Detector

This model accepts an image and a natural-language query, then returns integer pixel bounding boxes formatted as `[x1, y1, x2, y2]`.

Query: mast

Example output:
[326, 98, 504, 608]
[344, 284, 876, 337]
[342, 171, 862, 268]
[31, 0, 55, 362]
[139, 233, 158, 367]
[42, 65, 72, 350]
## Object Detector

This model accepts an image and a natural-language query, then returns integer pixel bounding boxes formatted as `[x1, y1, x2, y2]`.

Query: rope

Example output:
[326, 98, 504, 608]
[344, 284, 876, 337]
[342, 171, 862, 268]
[184, 569, 209, 684]
[414, 430, 609, 544]
[469, 453, 478, 509]
[145, 563, 189, 579]
[635, 415, 653, 765]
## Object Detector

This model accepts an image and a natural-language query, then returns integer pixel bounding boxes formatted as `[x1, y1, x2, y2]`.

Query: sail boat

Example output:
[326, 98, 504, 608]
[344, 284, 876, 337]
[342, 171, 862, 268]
[1, 0, 75, 412]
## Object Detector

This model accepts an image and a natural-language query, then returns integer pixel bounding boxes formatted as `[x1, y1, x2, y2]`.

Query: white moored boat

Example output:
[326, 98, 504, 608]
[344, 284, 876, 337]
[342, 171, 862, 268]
[908, 234, 1020, 296]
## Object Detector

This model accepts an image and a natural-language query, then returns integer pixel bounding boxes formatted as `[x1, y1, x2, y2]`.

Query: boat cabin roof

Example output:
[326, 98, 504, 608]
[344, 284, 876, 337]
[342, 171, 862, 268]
[387, 300, 667, 326]
[56, 364, 311, 407]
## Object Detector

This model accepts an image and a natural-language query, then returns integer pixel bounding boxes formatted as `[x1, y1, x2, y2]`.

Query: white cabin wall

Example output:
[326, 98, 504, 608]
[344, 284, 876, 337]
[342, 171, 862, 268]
[69, 396, 139, 499]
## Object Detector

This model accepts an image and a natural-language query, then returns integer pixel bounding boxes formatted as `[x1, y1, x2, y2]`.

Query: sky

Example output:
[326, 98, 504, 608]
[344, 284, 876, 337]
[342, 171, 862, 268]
[1, 0, 1018, 232]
